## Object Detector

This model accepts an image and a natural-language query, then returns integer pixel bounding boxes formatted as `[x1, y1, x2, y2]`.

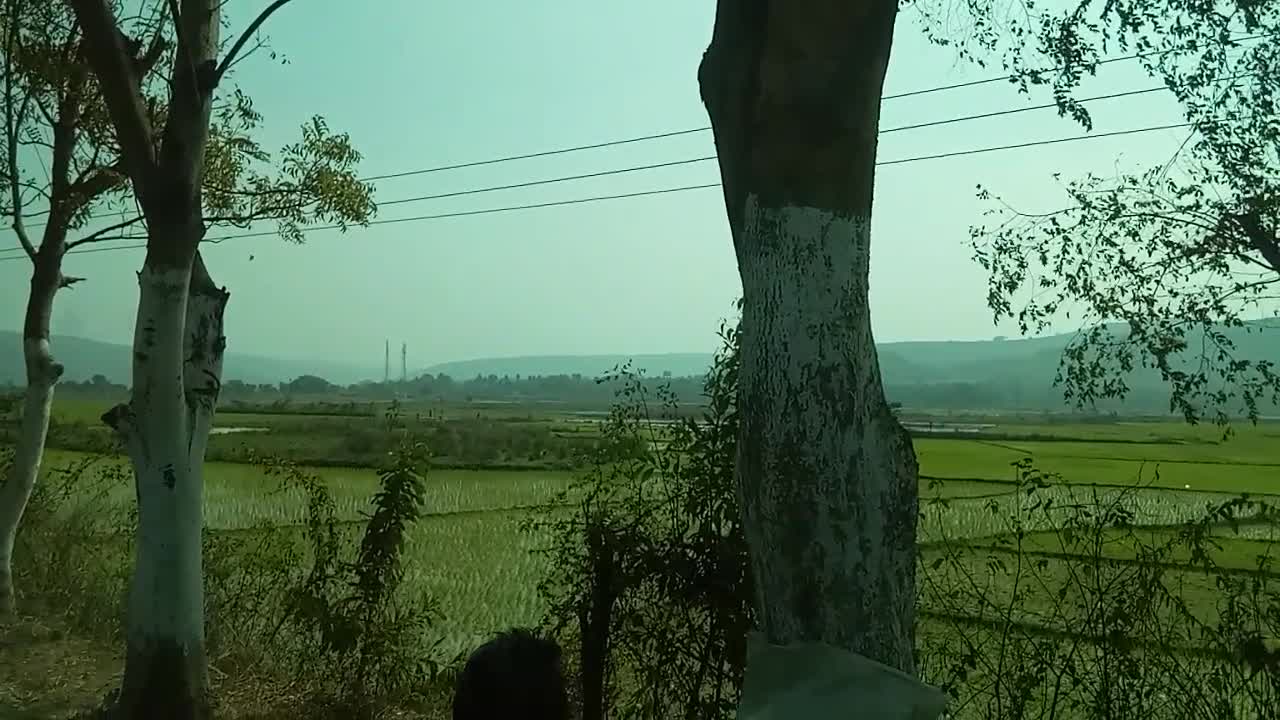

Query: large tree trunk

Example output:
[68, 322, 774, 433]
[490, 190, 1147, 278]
[699, 0, 920, 672]
[106, 248, 226, 720]
[0, 251, 64, 617]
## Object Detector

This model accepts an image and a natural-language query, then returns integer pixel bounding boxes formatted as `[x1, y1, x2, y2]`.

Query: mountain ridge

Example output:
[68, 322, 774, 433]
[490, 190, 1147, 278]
[4, 321, 1278, 414]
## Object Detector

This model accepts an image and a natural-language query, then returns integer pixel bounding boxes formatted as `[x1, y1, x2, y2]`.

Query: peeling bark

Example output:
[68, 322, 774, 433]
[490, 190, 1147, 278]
[107, 250, 226, 720]
[699, 0, 919, 674]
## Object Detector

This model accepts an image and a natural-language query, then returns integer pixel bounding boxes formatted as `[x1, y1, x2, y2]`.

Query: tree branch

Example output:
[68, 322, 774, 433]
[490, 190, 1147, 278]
[66, 0, 158, 210]
[153, 0, 220, 233]
[3, 0, 35, 260]
[65, 213, 144, 249]
[215, 0, 296, 81]
[1236, 210, 1280, 274]
[31, 90, 55, 127]
[66, 158, 126, 214]
[205, 201, 308, 226]
[134, 9, 169, 79]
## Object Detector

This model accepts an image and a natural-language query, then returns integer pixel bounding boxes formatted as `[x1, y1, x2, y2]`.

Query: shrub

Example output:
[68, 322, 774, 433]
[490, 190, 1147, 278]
[528, 316, 1280, 720]
[526, 319, 753, 720]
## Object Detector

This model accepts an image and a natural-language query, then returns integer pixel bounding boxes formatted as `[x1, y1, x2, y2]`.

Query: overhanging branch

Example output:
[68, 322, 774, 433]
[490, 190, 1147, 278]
[66, 159, 127, 213]
[215, 0, 296, 81]
[65, 214, 144, 249]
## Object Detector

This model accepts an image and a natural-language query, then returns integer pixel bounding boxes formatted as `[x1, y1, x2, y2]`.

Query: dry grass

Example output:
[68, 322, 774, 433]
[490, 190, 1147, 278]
[0, 615, 119, 720]
[0, 615, 443, 720]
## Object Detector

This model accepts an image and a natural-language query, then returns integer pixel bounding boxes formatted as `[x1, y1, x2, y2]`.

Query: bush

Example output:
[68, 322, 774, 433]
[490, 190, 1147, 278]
[526, 319, 754, 720]
[10, 408, 449, 718]
[527, 316, 1280, 720]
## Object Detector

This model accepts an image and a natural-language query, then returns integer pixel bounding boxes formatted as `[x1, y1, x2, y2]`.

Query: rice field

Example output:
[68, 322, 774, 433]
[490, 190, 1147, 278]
[24, 414, 1280, 663]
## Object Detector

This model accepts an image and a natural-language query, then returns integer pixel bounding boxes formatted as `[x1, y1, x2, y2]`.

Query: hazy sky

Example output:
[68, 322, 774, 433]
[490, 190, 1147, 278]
[0, 0, 1200, 372]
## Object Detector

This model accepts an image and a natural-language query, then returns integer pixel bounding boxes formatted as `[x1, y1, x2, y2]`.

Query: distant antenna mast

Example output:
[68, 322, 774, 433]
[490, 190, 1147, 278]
[401, 342, 407, 382]
[384, 339, 390, 383]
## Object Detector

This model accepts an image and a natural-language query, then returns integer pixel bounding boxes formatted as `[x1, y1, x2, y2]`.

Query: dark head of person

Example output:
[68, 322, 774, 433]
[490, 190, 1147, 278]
[453, 627, 570, 720]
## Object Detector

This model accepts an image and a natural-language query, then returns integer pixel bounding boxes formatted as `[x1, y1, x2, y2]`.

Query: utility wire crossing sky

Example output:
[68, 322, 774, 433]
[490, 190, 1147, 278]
[0, 2, 1263, 371]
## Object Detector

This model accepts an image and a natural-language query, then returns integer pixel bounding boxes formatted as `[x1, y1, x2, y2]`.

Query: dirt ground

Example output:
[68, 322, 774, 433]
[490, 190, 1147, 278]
[0, 616, 444, 720]
[0, 616, 119, 720]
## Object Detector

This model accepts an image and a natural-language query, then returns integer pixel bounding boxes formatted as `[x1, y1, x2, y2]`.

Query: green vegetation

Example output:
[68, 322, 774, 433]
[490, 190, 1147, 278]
[10, 322, 1280, 417]
[4, 369, 1279, 717]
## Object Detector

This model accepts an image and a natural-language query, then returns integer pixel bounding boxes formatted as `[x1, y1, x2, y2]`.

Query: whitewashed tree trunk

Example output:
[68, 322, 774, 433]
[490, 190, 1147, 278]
[0, 340, 61, 617]
[106, 251, 227, 719]
[699, 0, 920, 678]
[0, 257, 65, 618]
[734, 196, 919, 670]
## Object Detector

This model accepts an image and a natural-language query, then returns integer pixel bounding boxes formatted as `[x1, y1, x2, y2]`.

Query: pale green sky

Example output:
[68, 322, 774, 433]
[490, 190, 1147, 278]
[0, 0, 1198, 373]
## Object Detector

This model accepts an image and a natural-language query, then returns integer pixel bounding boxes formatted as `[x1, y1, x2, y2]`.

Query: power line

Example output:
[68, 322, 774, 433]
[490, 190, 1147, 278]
[0, 119, 1196, 264]
[0, 76, 1219, 262]
[368, 81, 1182, 211]
[18, 33, 1267, 224]
[360, 33, 1266, 184]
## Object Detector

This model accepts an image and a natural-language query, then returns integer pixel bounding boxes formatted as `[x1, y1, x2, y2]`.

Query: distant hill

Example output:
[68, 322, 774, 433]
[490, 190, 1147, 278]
[419, 336, 1078, 386]
[422, 320, 1280, 414]
[5, 320, 1279, 414]
[423, 353, 718, 380]
[0, 330, 380, 387]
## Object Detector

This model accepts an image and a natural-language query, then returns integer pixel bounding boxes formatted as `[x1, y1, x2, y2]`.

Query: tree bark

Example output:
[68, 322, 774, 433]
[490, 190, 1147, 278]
[69, 0, 228, 715]
[106, 248, 226, 720]
[699, 0, 919, 673]
[0, 251, 64, 617]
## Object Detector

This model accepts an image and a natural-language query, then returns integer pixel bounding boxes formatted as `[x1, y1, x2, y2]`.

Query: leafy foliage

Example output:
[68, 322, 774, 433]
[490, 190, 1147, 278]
[919, 459, 1280, 719]
[203, 101, 376, 243]
[526, 318, 754, 720]
[1, 1, 374, 259]
[265, 405, 442, 710]
[919, 0, 1280, 424]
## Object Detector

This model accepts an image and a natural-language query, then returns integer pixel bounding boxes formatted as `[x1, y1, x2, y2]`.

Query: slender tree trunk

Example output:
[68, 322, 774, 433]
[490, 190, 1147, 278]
[0, 252, 64, 617]
[107, 247, 226, 720]
[699, 0, 919, 672]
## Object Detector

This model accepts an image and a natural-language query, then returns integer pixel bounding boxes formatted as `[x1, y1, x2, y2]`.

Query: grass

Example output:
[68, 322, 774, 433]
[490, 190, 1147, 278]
[10, 400, 1280, 717]
[29, 415, 1280, 654]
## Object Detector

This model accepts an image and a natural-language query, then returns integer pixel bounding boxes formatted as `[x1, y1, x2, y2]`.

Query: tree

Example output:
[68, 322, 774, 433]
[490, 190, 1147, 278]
[283, 373, 335, 396]
[62, 0, 373, 715]
[698, 2, 920, 673]
[0, 0, 133, 616]
[948, 0, 1280, 424]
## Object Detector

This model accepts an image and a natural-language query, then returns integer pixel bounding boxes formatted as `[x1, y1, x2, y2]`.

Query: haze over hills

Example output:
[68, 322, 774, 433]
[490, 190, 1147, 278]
[424, 320, 1280, 414]
[4, 321, 1279, 414]
[0, 331, 381, 388]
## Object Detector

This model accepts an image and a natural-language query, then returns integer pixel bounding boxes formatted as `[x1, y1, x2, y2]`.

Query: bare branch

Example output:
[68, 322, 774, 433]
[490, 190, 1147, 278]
[66, 0, 158, 209]
[18, 136, 54, 151]
[134, 5, 169, 79]
[17, 179, 50, 204]
[215, 0, 295, 80]
[65, 213, 143, 249]
[58, 273, 85, 288]
[31, 91, 55, 127]
[3, 0, 35, 261]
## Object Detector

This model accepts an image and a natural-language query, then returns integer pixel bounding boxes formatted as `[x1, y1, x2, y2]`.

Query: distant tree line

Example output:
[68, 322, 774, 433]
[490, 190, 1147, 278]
[218, 370, 712, 409]
[8, 368, 1274, 418]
